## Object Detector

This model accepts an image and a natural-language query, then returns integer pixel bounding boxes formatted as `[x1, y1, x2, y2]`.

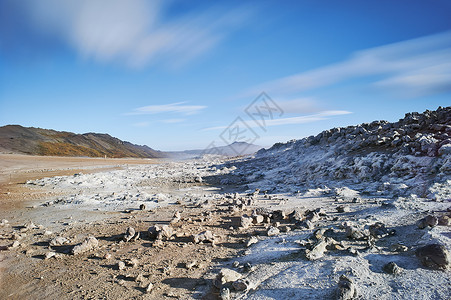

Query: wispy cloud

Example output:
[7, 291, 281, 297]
[129, 102, 206, 116]
[275, 98, 323, 114]
[161, 118, 185, 124]
[202, 110, 352, 131]
[2, 0, 253, 68]
[244, 31, 451, 98]
[132, 121, 150, 127]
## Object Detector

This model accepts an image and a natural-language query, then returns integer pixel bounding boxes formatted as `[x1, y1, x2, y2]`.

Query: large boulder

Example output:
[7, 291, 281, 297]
[415, 243, 450, 270]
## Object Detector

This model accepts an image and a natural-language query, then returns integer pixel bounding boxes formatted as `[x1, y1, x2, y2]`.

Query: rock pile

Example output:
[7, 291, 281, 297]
[228, 107, 451, 197]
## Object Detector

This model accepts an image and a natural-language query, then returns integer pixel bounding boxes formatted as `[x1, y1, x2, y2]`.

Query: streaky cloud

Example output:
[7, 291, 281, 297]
[3, 0, 253, 68]
[244, 31, 451, 98]
[161, 118, 186, 124]
[129, 102, 206, 115]
[202, 110, 352, 131]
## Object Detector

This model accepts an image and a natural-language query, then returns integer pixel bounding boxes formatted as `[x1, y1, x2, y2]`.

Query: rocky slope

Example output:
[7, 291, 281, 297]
[0, 125, 165, 158]
[223, 106, 451, 199]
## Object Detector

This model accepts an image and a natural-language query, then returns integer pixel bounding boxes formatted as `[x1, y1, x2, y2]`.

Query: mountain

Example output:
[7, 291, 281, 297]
[168, 141, 263, 158]
[0, 125, 165, 158]
[223, 106, 451, 198]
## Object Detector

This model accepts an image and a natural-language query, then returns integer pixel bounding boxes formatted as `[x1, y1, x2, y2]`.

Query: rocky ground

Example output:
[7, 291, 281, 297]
[1, 107, 450, 299]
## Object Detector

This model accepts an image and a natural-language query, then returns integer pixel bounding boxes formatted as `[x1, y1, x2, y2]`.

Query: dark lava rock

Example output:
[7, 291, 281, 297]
[415, 243, 450, 270]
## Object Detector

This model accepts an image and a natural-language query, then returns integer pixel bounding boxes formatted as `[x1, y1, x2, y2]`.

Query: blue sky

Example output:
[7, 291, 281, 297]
[0, 0, 450, 151]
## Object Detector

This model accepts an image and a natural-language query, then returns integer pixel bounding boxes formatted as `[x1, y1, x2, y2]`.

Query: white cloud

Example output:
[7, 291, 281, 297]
[161, 118, 185, 124]
[22, 0, 252, 68]
[244, 31, 451, 98]
[202, 110, 352, 131]
[263, 110, 352, 127]
[132, 121, 150, 127]
[129, 102, 206, 115]
[374, 62, 451, 97]
[275, 98, 323, 114]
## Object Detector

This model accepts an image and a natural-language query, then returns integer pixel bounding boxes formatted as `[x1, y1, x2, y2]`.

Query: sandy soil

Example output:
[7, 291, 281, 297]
[0, 154, 159, 210]
[0, 155, 255, 299]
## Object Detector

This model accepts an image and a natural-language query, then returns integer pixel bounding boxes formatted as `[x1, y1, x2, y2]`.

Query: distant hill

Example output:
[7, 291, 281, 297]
[0, 125, 165, 158]
[168, 141, 263, 158]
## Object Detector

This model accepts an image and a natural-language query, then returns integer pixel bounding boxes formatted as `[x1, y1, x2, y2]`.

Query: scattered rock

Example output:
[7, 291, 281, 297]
[438, 215, 451, 226]
[123, 227, 136, 242]
[243, 262, 254, 272]
[272, 210, 286, 220]
[383, 262, 402, 275]
[117, 261, 126, 270]
[326, 237, 345, 251]
[170, 211, 181, 224]
[148, 224, 174, 240]
[280, 225, 291, 233]
[219, 287, 230, 300]
[288, 209, 304, 221]
[305, 239, 328, 260]
[71, 236, 99, 255]
[239, 215, 253, 229]
[152, 239, 164, 248]
[131, 232, 140, 241]
[337, 275, 357, 300]
[295, 220, 314, 230]
[21, 221, 37, 232]
[184, 261, 197, 270]
[9, 240, 20, 249]
[345, 225, 366, 240]
[267, 226, 280, 236]
[252, 214, 264, 224]
[214, 268, 242, 288]
[117, 279, 126, 286]
[246, 236, 258, 247]
[193, 230, 215, 244]
[49, 236, 69, 247]
[369, 222, 390, 238]
[232, 279, 249, 291]
[45, 251, 57, 260]
[348, 247, 359, 256]
[146, 282, 154, 293]
[135, 273, 145, 282]
[139, 203, 147, 210]
[390, 243, 408, 252]
[306, 211, 320, 222]
[336, 205, 350, 213]
[415, 243, 450, 270]
[126, 258, 139, 267]
[417, 215, 439, 229]
[313, 228, 327, 240]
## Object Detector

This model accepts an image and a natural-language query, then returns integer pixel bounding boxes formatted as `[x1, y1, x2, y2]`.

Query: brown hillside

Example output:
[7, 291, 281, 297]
[0, 125, 165, 158]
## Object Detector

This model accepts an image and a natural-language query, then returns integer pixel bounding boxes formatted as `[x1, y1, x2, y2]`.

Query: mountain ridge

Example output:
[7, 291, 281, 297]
[0, 125, 165, 158]
[167, 141, 263, 158]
